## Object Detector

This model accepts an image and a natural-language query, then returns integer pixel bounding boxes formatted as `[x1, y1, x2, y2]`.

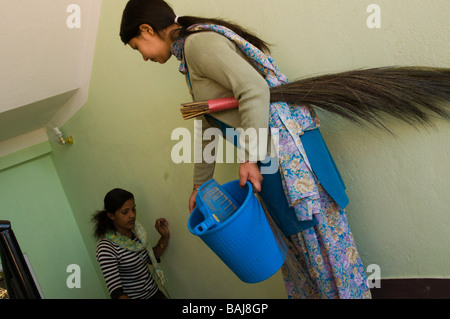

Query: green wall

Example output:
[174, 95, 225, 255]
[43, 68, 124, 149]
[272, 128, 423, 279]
[0, 142, 105, 298]
[49, 0, 450, 298]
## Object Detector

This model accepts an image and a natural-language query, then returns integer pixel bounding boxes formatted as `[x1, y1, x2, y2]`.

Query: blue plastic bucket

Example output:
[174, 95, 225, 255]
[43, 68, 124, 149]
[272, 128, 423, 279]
[188, 180, 286, 283]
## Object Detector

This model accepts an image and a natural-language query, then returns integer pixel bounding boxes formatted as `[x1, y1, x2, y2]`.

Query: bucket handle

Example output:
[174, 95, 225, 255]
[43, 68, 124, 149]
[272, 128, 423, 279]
[192, 214, 220, 235]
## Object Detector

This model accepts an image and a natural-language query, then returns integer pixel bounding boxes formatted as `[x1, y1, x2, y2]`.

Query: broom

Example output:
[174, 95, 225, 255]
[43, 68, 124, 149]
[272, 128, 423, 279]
[180, 66, 450, 130]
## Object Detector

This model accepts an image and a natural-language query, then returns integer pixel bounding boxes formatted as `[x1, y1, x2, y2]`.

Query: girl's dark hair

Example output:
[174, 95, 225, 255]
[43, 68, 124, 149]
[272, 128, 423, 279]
[120, 0, 270, 53]
[92, 188, 134, 240]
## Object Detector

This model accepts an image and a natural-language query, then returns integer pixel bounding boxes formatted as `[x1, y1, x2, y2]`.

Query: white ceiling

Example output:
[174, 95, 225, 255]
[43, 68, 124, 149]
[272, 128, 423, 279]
[0, 0, 102, 155]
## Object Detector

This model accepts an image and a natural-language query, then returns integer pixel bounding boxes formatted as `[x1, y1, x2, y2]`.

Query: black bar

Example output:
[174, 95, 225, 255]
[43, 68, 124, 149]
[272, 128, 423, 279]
[0, 220, 41, 299]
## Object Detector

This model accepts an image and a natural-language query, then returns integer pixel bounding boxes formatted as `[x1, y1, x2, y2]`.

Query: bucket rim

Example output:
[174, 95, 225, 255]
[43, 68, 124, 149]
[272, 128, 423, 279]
[188, 180, 254, 236]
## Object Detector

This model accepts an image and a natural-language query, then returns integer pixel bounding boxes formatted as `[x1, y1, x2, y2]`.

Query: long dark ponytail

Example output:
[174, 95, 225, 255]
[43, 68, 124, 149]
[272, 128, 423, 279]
[92, 188, 134, 240]
[120, 0, 270, 52]
[175, 16, 270, 53]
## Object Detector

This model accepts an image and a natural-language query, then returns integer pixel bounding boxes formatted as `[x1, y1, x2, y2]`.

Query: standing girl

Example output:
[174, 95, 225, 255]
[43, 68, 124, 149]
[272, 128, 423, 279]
[119, 0, 374, 299]
[92, 188, 170, 299]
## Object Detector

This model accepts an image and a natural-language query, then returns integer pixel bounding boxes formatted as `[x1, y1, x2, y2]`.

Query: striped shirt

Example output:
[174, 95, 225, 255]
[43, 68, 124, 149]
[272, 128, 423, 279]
[96, 237, 159, 299]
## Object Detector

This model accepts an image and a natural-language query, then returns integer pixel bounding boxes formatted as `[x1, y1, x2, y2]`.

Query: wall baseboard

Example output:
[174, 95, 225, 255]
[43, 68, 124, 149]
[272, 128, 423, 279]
[370, 278, 450, 299]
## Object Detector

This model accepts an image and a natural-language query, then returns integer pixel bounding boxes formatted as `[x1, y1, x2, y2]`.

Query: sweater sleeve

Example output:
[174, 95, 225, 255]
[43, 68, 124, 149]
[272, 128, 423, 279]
[193, 115, 216, 185]
[96, 240, 124, 299]
[185, 32, 270, 183]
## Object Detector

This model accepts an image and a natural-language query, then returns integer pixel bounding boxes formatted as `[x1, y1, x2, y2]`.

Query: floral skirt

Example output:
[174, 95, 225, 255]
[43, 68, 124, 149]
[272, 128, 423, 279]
[277, 184, 372, 299]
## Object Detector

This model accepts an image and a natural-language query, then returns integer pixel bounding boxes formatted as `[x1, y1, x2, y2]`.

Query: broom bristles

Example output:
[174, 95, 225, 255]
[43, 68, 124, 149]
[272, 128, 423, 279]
[180, 101, 210, 119]
[180, 66, 450, 128]
[269, 66, 450, 129]
[181, 101, 209, 109]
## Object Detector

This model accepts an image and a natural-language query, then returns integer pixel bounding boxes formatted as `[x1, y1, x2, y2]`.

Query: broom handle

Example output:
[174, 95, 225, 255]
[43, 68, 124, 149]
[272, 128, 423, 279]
[208, 97, 239, 113]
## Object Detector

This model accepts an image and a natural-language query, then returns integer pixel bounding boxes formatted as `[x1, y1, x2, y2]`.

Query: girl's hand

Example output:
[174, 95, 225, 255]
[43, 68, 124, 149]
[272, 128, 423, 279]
[155, 218, 170, 239]
[239, 162, 263, 192]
